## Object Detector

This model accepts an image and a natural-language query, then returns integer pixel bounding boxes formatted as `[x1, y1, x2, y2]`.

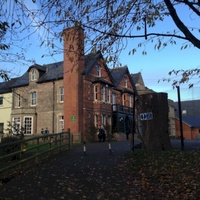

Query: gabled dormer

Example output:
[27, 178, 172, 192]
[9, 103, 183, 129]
[110, 66, 135, 92]
[30, 68, 37, 82]
[95, 63, 101, 77]
[82, 51, 114, 104]
[28, 64, 46, 82]
[83, 51, 114, 86]
[110, 66, 135, 107]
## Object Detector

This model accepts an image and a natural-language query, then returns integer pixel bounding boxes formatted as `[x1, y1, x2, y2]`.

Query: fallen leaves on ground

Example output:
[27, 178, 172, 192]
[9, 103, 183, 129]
[1, 149, 200, 199]
[124, 150, 200, 199]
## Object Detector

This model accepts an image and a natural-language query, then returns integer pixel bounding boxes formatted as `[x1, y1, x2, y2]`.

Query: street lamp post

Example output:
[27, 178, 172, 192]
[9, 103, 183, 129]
[132, 91, 136, 151]
[177, 86, 184, 151]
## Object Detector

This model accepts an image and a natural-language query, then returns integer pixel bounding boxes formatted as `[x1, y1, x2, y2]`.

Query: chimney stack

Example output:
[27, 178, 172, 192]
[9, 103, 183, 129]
[63, 26, 84, 135]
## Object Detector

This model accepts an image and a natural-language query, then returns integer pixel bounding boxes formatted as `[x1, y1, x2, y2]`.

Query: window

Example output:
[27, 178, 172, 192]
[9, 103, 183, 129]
[129, 95, 133, 107]
[94, 85, 98, 101]
[59, 87, 64, 102]
[0, 96, 3, 106]
[105, 87, 110, 102]
[0, 123, 4, 134]
[31, 91, 37, 106]
[107, 116, 111, 126]
[12, 117, 21, 134]
[31, 69, 37, 81]
[24, 117, 32, 135]
[100, 86, 105, 102]
[58, 115, 64, 132]
[94, 114, 98, 127]
[101, 114, 106, 126]
[17, 94, 21, 107]
[112, 94, 116, 111]
[96, 65, 101, 77]
[122, 94, 126, 106]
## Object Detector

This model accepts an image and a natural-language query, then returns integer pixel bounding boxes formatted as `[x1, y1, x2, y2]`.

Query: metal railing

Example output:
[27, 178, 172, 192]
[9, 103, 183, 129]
[0, 130, 70, 175]
[112, 104, 133, 114]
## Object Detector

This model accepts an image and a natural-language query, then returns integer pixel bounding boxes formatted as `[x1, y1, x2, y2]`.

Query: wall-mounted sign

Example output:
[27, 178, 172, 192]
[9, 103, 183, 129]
[140, 112, 153, 121]
[71, 115, 76, 122]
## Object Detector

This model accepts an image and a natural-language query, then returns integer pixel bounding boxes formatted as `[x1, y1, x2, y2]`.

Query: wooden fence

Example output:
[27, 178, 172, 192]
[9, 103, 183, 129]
[0, 130, 70, 175]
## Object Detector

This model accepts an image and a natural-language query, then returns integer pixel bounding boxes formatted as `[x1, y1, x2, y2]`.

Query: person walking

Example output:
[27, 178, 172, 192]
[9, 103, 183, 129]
[97, 125, 102, 142]
[44, 127, 49, 141]
[41, 128, 44, 142]
[45, 127, 49, 135]
[101, 125, 106, 142]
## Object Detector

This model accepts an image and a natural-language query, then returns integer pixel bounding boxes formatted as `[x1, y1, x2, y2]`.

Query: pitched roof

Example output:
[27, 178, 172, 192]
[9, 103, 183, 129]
[131, 72, 144, 85]
[83, 51, 114, 84]
[12, 61, 63, 87]
[11, 72, 29, 88]
[130, 72, 155, 95]
[0, 78, 18, 94]
[181, 116, 200, 127]
[110, 66, 129, 87]
[174, 100, 200, 116]
[12, 51, 110, 88]
[1, 52, 136, 91]
[83, 51, 102, 75]
[37, 61, 63, 83]
[27, 64, 46, 73]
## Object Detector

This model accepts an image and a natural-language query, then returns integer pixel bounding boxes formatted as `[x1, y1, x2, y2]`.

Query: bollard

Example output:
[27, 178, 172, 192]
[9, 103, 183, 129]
[83, 141, 86, 156]
[108, 141, 112, 154]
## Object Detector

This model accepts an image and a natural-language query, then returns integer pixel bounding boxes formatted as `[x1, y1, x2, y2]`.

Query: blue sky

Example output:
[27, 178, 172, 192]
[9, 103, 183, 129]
[4, 38, 199, 103]
[1, 2, 199, 102]
[120, 43, 200, 102]
[1, 27, 200, 103]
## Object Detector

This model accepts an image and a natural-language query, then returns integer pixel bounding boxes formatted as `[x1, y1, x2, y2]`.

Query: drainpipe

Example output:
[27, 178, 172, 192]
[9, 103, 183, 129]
[52, 81, 55, 133]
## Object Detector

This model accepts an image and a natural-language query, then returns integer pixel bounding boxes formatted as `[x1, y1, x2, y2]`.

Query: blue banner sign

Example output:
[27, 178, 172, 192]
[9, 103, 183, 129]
[140, 112, 153, 121]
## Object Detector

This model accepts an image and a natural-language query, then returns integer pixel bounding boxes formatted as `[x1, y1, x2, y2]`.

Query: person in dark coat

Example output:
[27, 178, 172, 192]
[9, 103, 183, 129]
[41, 128, 44, 142]
[97, 125, 103, 142]
[101, 125, 106, 142]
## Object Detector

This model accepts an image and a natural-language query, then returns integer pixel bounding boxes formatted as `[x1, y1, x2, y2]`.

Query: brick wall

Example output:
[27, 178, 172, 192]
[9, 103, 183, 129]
[12, 79, 63, 135]
[63, 26, 84, 134]
[175, 119, 200, 140]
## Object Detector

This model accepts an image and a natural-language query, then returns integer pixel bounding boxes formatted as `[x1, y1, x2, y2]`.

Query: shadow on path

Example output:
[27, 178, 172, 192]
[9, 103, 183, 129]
[0, 140, 136, 200]
[1, 139, 200, 200]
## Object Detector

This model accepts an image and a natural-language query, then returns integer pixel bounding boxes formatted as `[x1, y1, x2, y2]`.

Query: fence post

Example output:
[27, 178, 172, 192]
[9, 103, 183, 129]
[36, 137, 39, 164]
[49, 138, 52, 156]
[59, 132, 62, 153]
[68, 128, 71, 150]
[83, 141, 86, 156]
[108, 141, 112, 154]
[19, 141, 24, 169]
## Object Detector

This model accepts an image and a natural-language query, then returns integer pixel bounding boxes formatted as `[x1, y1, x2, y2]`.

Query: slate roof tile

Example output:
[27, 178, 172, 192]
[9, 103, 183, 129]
[182, 116, 200, 127]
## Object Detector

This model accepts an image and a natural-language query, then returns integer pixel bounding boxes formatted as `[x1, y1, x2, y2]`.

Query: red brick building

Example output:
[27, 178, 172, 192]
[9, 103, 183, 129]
[63, 26, 135, 141]
[175, 116, 200, 140]
[174, 100, 200, 140]
[1, 26, 136, 141]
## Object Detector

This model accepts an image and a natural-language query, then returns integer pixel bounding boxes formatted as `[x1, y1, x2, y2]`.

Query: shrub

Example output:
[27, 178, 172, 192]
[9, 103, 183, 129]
[0, 136, 22, 159]
[88, 124, 98, 142]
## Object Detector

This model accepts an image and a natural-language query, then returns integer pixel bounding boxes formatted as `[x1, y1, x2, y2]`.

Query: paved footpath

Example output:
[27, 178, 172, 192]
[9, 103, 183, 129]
[0, 139, 199, 200]
[0, 140, 137, 200]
